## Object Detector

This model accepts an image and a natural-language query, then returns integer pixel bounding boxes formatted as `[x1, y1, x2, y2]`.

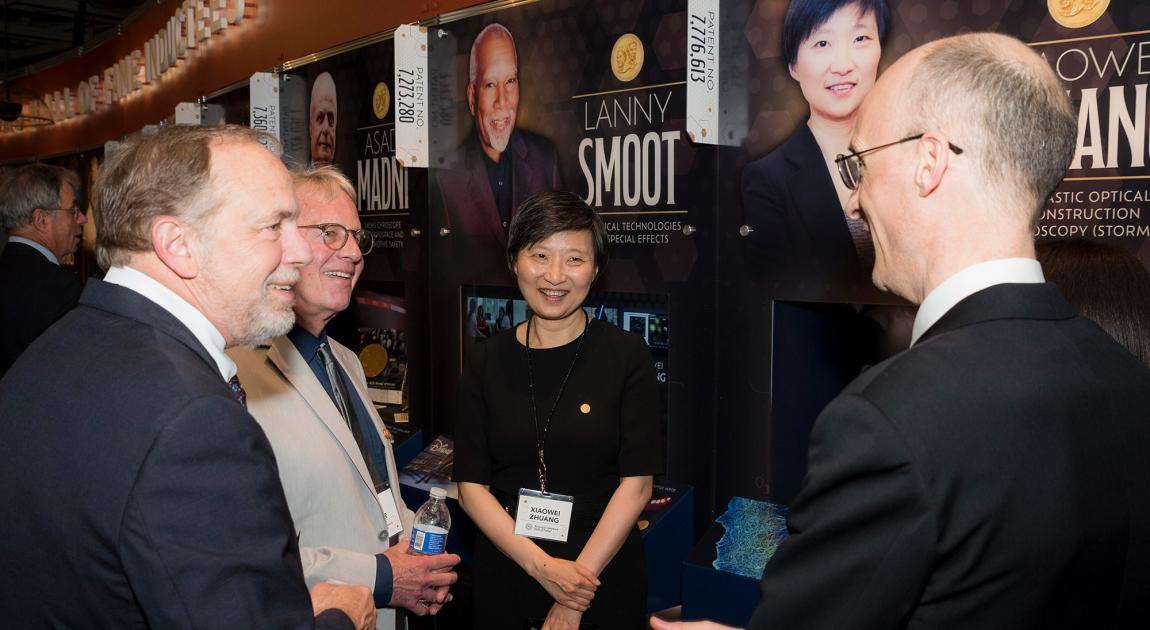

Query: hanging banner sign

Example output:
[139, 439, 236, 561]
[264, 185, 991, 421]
[394, 24, 429, 168]
[174, 102, 201, 124]
[250, 72, 281, 152]
[686, 0, 720, 145]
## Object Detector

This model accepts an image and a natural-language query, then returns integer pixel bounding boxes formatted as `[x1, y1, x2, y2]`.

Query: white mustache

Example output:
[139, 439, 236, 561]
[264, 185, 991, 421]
[267, 268, 300, 287]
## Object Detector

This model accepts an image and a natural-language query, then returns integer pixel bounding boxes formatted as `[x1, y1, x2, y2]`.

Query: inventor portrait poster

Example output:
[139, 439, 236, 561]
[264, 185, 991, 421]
[427, 0, 714, 294]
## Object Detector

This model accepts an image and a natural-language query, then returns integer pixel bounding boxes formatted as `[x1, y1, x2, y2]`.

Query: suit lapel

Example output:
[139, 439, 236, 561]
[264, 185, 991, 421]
[785, 125, 854, 252]
[266, 337, 377, 492]
[332, 343, 403, 492]
[918, 282, 1077, 344]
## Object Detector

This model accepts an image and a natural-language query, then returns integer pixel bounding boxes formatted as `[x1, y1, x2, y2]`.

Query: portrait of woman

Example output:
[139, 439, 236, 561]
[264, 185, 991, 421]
[741, 0, 890, 291]
[453, 190, 664, 629]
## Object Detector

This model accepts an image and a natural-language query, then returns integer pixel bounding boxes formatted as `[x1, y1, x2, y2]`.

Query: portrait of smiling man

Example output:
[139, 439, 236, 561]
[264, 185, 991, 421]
[433, 21, 562, 278]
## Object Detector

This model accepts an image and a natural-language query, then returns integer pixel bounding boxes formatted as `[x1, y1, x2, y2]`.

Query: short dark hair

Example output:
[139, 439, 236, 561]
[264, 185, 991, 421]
[506, 191, 607, 273]
[782, 0, 890, 68]
[1037, 239, 1150, 367]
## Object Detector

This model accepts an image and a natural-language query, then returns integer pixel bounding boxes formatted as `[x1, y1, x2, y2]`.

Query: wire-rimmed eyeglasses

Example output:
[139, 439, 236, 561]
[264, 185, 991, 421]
[835, 134, 964, 190]
[299, 223, 374, 255]
[40, 205, 84, 220]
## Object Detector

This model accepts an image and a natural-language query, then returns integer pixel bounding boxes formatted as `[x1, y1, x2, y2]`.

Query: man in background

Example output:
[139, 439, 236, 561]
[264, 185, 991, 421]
[0, 163, 85, 377]
[654, 32, 1150, 630]
[433, 22, 561, 268]
[231, 165, 460, 629]
[0, 125, 375, 630]
[311, 71, 339, 164]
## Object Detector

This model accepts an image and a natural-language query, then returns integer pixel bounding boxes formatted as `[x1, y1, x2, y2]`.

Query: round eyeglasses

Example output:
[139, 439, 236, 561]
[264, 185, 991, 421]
[299, 223, 374, 255]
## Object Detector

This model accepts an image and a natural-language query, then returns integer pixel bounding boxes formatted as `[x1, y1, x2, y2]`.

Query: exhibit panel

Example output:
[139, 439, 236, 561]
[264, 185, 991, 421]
[5, 0, 1150, 625]
[423, 0, 718, 527]
[705, 1, 1150, 623]
[715, 0, 1150, 509]
[269, 36, 435, 436]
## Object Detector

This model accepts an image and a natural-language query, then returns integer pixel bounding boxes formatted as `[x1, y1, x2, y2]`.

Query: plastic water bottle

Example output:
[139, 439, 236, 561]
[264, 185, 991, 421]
[408, 487, 451, 555]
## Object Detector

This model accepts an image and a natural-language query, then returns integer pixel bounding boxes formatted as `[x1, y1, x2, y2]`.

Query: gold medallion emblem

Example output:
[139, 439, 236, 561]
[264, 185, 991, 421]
[358, 343, 389, 378]
[373, 83, 391, 120]
[580, 403, 591, 414]
[611, 33, 644, 83]
[1047, 0, 1109, 29]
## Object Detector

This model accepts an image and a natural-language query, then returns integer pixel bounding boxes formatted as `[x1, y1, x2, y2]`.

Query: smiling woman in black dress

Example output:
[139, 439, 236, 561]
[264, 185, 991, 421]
[453, 191, 663, 629]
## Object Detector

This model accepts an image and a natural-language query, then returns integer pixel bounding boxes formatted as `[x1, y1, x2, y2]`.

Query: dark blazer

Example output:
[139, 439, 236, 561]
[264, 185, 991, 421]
[741, 124, 866, 290]
[0, 241, 82, 378]
[748, 282, 1150, 629]
[433, 128, 560, 278]
[0, 280, 352, 630]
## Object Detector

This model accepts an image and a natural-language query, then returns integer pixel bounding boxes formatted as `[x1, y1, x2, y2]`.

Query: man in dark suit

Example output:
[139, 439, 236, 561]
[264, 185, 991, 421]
[433, 22, 561, 278]
[654, 33, 1150, 630]
[0, 163, 86, 377]
[0, 126, 375, 629]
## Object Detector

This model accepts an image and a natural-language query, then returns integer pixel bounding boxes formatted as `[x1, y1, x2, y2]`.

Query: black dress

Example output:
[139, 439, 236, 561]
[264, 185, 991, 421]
[453, 318, 664, 629]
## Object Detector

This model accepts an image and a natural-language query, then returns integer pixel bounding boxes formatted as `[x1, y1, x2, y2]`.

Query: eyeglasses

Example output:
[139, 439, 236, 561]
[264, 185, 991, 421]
[835, 134, 964, 190]
[41, 206, 84, 219]
[299, 222, 374, 255]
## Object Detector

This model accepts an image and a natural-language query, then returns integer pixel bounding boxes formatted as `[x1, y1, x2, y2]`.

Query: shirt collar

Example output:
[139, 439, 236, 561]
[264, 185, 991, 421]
[911, 258, 1045, 346]
[103, 265, 236, 381]
[7, 236, 58, 265]
[287, 324, 329, 362]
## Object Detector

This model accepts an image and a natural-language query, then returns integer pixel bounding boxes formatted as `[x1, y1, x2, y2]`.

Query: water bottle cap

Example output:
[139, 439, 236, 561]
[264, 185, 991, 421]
[429, 487, 447, 499]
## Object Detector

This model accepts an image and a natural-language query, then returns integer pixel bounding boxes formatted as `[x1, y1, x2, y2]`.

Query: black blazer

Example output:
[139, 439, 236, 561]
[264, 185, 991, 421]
[0, 280, 351, 629]
[0, 241, 82, 378]
[748, 283, 1150, 629]
[433, 128, 561, 280]
[741, 124, 866, 291]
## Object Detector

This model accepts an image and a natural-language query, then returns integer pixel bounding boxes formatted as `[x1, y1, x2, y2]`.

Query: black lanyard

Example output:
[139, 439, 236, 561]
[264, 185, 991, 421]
[525, 311, 589, 493]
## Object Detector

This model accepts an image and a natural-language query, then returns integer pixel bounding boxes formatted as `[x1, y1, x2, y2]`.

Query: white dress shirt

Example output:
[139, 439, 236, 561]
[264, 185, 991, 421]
[104, 265, 236, 381]
[911, 258, 1045, 346]
[7, 236, 58, 265]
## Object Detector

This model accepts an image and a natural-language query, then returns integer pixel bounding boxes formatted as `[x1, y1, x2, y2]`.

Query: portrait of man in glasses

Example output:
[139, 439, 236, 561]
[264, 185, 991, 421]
[228, 164, 460, 630]
[0, 163, 86, 377]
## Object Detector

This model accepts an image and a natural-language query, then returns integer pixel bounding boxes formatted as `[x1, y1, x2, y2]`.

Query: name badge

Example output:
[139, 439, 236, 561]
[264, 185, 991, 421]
[513, 488, 574, 542]
[376, 488, 405, 539]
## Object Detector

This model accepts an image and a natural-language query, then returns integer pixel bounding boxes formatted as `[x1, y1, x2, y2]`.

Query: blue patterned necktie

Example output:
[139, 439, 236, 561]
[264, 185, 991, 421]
[228, 375, 247, 409]
[317, 342, 383, 487]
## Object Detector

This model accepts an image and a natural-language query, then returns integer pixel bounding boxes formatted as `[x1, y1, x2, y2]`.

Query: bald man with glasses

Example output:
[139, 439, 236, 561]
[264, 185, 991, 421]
[0, 163, 87, 377]
[229, 165, 459, 630]
[656, 32, 1150, 630]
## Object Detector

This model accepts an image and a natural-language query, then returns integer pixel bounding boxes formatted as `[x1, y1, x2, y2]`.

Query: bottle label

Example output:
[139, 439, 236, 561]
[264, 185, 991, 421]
[409, 525, 447, 554]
